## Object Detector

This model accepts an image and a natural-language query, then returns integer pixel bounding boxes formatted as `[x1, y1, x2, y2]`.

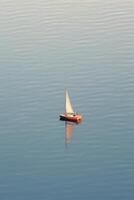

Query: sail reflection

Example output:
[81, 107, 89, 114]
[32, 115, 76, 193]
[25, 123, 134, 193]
[65, 120, 82, 146]
[65, 122, 74, 144]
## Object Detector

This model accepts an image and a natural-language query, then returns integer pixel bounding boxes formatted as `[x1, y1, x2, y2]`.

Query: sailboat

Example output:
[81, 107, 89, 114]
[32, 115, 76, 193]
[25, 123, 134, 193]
[60, 89, 82, 123]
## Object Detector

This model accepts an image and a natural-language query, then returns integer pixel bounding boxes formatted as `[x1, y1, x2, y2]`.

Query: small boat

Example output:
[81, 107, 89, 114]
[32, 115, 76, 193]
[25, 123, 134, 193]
[60, 89, 82, 123]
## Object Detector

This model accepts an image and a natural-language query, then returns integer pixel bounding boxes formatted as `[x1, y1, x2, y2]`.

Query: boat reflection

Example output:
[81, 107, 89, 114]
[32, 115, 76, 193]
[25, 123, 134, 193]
[65, 121, 81, 145]
[65, 122, 74, 145]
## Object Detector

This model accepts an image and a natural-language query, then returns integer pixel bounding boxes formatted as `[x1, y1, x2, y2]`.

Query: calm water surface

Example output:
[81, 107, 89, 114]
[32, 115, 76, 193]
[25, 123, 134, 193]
[0, 0, 134, 199]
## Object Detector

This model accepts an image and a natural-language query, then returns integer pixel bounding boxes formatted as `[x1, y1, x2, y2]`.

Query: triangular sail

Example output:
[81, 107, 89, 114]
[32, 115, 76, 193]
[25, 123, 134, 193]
[65, 90, 74, 114]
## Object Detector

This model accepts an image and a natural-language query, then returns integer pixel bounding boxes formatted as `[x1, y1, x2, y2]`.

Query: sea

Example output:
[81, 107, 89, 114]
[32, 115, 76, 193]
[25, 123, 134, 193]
[0, 0, 134, 199]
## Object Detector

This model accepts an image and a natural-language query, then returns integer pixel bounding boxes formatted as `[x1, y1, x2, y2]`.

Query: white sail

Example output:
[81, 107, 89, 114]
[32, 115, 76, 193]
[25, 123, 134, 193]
[65, 90, 74, 114]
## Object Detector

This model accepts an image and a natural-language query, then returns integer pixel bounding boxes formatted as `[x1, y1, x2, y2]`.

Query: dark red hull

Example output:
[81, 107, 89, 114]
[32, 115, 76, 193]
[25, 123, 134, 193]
[60, 113, 82, 123]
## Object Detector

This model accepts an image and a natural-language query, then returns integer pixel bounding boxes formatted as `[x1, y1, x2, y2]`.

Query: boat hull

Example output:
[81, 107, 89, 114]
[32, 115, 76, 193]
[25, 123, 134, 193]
[60, 113, 82, 123]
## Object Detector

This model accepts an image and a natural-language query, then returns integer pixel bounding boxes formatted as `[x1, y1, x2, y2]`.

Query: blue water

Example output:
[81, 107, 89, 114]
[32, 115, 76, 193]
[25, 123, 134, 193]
[0, 0, 134, 199]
